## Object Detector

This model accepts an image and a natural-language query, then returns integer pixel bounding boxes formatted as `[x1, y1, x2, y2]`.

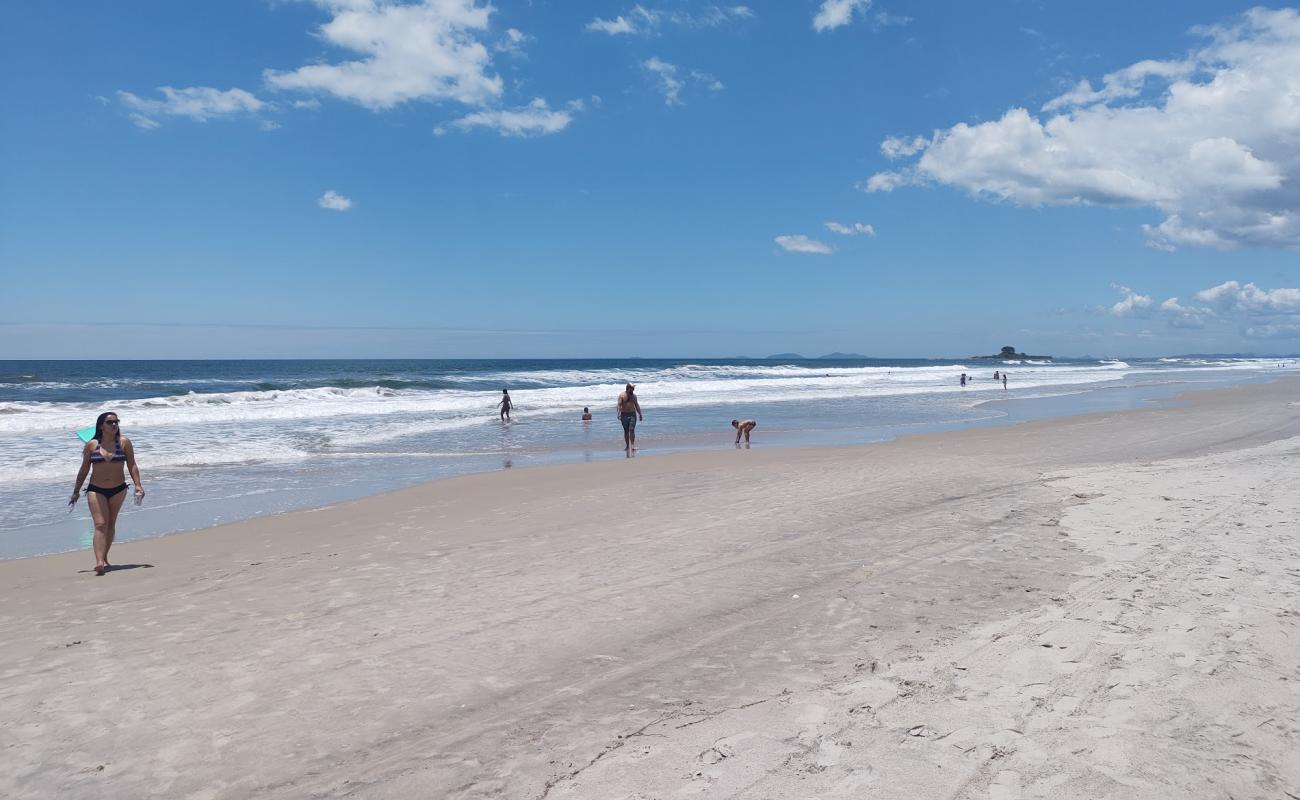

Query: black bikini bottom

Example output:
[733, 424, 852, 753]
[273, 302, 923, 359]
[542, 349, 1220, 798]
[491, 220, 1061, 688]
[87, 483, 128, 499]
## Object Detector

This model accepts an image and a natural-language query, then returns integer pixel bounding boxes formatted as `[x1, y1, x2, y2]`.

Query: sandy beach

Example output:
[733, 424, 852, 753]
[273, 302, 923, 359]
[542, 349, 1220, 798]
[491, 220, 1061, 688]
[2, 377, 1298, 799]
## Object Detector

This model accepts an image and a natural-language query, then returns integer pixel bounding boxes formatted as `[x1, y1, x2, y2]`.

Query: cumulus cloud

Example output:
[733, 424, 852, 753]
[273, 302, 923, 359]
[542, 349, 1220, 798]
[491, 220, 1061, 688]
[1109, 280, 1300, 338]
[1194, 280, 1300, 314]
[864, 8, 1300, 250]
[775, 234, 833, 254]
[1110, 284, 1153, 317]
[585, 4, 752, 36]
[444, 97, 580, 137]
[825, 221, 876, 236]
[1158, 297, 1213, 328]
[813, 0, 871, 32]
[265, 0, 502, 110]
[117, 86, 265, 127]
[318, 190, 353, 211]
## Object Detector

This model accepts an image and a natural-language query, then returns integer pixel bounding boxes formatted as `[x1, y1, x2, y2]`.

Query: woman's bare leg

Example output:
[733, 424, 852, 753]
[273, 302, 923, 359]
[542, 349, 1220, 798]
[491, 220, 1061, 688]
[103, 489, 127, 566]
[86, 490, 128, 573]
[87, 492, 110, 573]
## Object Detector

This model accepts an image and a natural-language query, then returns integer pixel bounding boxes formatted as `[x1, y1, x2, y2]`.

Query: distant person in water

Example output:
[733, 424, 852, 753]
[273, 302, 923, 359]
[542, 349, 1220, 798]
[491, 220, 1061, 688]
[69, 411, 144, 576]
[581, 407, 592, 421]
[732, 419, 757, 445]
[993, 370, 1000, 381]
[616, 383, 643, 451]
[960, 373, 967, 387]
[1002, 373, 1008, 390]
[498, 389, 512, 421]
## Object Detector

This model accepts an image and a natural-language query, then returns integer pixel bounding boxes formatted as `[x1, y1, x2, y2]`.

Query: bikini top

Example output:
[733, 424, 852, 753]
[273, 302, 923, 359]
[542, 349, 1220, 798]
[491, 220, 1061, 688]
[89, 439, 126, 464]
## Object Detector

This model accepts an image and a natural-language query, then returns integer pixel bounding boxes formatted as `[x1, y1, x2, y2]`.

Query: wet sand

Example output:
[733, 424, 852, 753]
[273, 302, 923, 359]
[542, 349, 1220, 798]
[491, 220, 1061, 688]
[2, 377, 1298, 799]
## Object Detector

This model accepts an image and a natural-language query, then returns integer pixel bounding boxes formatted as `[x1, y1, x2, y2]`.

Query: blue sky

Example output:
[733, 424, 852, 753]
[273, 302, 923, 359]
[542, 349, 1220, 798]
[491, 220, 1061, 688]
[2, 1, 1298, 358]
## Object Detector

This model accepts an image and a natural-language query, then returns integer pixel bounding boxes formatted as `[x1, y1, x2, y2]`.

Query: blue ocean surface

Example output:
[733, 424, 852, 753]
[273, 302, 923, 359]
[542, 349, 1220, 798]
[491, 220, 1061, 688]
[1, 356, 1294, 560]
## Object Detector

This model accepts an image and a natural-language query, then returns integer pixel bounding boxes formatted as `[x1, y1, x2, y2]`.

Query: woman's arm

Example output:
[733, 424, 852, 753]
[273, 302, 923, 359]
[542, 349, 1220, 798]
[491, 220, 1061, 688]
[123, 437, 144, 496]
[70, 443, 92, 502]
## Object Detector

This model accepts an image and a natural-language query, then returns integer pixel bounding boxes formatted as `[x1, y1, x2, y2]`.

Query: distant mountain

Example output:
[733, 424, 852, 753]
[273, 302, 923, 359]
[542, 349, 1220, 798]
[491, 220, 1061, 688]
[766, 352, 806, 360]
[819, 352, 867, 359]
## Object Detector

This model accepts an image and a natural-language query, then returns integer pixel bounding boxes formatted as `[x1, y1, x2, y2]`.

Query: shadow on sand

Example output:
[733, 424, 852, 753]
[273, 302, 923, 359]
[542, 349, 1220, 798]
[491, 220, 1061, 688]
[79, 563, 156, 576]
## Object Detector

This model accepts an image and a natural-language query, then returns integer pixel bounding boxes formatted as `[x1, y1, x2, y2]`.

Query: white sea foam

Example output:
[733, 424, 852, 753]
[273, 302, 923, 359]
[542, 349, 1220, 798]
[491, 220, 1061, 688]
[0, 361, 1142, 436]
[2, 358, 1294, 490]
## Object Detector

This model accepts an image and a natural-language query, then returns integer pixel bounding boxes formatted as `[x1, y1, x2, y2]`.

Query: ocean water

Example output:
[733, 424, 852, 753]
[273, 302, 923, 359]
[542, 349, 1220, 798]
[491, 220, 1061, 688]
[1, 356, 1294, 560]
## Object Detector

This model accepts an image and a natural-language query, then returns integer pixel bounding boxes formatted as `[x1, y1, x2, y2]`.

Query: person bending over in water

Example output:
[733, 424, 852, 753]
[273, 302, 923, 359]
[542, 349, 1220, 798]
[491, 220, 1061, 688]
[732, 419, 757, 445]
[581, 407, 592, 421]
[616, 383, 643, 451]
[498, 389, 512, 421]
[69, 412, 144, 576]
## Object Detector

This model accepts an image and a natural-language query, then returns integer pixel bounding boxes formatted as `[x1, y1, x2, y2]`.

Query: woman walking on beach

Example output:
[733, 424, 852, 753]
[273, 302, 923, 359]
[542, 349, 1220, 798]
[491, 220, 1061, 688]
[69, 412, 144, 575]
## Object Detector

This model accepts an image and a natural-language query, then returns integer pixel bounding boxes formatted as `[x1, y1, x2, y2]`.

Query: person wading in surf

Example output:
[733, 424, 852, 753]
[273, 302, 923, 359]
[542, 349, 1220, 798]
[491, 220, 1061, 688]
[616, 383, 643, 452]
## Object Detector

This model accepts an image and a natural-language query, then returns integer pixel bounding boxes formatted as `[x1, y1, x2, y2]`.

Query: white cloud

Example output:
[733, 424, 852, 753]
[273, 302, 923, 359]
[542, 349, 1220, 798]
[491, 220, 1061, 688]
[690, 69, 725, 92]
[1110, 284, 1153, 317]
[813, 0, 871, 32]
[495, 27, 529, 56]
[861, 171, 906, 192]
[1158, 297, 1213, 328]
[880, 135, 927, 159]
[265, 0, 501, 110]
[447, 97, 579, 137]
[872, 10, 911, 28]
[587, 5, 654, 35]
[642, 57, 724, 105]
[1109, 279, 1300, 338]
[775, 234, 833, 254]
[293, 98, 322, 110]
[117, 86, 265, 126]
[1041, 59, 1194, 113]
[643, 57, 685, 105]
[865, 8, 1300, 249]
[586, 16, 636, 34]
[824, 221, 876, 236]
[1243, 322, 1300, 339]
[585, 4, 752, 36]
[1194, 281, 1300, 314]
[318, 190, 353, 211]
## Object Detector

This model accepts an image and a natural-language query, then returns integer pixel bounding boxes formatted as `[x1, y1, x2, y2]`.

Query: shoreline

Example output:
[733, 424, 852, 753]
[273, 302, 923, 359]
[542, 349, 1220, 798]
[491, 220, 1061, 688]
[3, 370, 1282, 562]
[1, 376, 1297, 798]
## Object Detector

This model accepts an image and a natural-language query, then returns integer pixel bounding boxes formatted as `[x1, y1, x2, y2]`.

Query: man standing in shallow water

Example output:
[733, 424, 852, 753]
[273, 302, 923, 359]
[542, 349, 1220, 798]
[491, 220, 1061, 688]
[616, 383, 643, 452]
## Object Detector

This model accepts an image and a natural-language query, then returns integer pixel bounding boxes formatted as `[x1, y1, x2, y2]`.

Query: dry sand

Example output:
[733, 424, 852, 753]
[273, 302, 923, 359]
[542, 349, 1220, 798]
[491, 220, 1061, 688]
[2, 378, 1298, 799]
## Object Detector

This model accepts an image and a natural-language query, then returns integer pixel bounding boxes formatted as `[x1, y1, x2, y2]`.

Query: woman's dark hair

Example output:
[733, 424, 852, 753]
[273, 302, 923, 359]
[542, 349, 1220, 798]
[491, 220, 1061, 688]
[93, 411, 120, 446]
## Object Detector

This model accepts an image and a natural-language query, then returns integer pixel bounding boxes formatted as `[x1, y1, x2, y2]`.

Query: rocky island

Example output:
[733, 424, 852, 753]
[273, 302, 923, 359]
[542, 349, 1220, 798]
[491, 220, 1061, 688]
[972, 346, 1052, 360]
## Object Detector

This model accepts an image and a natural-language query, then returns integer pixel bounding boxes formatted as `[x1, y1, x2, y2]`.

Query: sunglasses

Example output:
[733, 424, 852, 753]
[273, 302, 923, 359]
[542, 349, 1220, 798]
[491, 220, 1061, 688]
[104, 420, 120, 426]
